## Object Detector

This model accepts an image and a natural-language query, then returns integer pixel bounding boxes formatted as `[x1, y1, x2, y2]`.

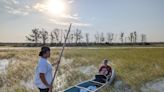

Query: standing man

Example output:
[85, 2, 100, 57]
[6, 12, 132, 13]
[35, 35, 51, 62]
[35, 46, 53, 92]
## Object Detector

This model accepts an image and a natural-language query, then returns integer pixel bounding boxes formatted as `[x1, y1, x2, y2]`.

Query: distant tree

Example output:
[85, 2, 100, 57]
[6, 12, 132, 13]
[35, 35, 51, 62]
[53, 28, 60, 43]
[50, 32, 55, 44]
[120, 32, 124, 43]
[141, 34, 146, 43]
[94, 32, 100, 43]
[107, 33, 114, 43]
[40, 29, 48, 45]
[69, 33, 74, 43]
[74, 29, 83, 44]
[85, 33, 89, 44]
[125, 37, 128, 43]
[26, 28, 41, 44]
[129, 32, 134, 43]
[134, 31, 137, 43]
[63, 29, 68, 41]
[59, 29, 63, 43]
[100, 32, 105, 43]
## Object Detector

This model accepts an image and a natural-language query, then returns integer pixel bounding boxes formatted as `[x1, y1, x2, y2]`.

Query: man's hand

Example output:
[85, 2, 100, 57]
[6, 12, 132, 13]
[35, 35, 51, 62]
[46, 84, 53, 92]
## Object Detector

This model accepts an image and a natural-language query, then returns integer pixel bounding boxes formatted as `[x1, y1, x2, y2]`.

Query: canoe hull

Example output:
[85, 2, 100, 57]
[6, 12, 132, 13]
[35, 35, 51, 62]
[64, 68, 115, 92]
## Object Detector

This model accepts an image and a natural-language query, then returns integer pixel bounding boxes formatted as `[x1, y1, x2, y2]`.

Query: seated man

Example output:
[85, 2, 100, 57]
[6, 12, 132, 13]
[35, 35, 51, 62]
[94, 59, 112, 83]
[99, 59, 112, 76]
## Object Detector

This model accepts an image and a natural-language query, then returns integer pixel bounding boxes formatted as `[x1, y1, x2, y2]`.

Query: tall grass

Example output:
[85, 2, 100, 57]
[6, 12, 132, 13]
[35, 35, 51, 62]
[64, 48, 164, 91]
[0, 47, 164, 92]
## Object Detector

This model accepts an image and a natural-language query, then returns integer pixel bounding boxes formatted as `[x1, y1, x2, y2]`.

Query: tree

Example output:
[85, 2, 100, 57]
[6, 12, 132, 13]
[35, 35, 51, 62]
[107, 33, 114, 43]
[100, 32, 105, 43]
[141, 34, 146, 43]
[129, 32, 134, 43]
[74, 29, 83, 44]
[68, 33, 74, 43]
[85, 33, 89, 44]
[40, 29, 48, 45]
[52, 28, 60, 43]
[120, 32, 124, 43]
[26, 28, 41, 44]
[94, 32, 100, 43]
[50, 32, 55, 44]
[134, 31, 137, 43]
[63, 29, 68, 42]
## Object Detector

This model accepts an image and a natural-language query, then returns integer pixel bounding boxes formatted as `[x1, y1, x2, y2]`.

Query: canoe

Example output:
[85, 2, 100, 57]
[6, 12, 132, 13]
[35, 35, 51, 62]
[64, 68, 115, 92]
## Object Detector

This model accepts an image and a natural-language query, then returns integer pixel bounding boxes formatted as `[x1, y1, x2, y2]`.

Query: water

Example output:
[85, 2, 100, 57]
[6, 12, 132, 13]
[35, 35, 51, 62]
[0, 59, 9, 74]
[141, 78, 164, 92]
[79, 65, 97, 76]
[0, 59, 16, 74]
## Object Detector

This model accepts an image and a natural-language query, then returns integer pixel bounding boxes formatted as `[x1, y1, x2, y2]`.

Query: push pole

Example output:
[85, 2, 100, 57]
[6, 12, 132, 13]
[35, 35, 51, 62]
[51, 23, 72, 91]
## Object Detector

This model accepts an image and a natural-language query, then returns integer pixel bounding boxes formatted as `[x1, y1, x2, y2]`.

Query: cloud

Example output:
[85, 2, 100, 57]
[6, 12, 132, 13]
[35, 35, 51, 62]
[11, 0, 19, 4]
[33, 3, 46, 13]
[33, 2, 80, 20]
[4, 5, 29, 16]
[0, 0, 33, 16]
[49, 18, 91, 27]
[0, 0, 18, 5]
[61, 13, 80, 20]
[68, 0, 74, 4]
[1, 0, 91, 27]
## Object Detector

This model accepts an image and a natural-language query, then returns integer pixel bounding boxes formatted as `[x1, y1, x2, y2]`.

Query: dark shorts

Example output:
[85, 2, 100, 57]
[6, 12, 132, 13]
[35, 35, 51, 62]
[38, 88, 49, 92]
[94, 75, 107, 83]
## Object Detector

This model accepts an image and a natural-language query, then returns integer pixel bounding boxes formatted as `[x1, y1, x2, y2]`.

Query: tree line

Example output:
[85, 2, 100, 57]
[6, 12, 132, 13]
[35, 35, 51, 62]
[26, 28, 147, 45]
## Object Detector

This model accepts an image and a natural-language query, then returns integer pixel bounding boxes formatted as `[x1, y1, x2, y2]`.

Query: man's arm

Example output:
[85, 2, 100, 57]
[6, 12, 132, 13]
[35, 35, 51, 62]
[99, 66, 103, 73]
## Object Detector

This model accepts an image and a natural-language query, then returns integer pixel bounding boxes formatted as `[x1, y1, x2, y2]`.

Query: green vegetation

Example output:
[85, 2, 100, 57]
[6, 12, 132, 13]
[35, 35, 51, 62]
[0, 47, 164, 92]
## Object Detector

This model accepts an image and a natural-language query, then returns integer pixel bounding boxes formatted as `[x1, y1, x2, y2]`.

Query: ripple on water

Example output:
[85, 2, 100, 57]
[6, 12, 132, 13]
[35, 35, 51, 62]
[0, 59, 16, 74]
[79, 65, 97, 76]
[141, 78, 164, 92]
[0, 59, 9, 74]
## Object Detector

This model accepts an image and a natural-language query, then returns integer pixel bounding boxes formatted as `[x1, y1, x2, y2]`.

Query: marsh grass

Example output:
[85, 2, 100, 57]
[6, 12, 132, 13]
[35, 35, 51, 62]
[64, 48, 164, 91]
[0, 47, 164, 92]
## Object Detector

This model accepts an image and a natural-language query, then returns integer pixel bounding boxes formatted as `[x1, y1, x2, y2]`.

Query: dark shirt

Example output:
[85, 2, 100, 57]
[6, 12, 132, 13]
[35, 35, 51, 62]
[99, 65, 112, 76]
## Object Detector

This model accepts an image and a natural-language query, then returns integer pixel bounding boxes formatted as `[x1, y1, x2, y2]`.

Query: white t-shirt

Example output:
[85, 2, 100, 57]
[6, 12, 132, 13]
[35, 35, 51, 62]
[35, 57, 53, 89]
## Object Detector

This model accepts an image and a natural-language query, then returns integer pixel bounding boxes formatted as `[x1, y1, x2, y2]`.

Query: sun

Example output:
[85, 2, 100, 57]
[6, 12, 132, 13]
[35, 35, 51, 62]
[46, 0, 66, 15]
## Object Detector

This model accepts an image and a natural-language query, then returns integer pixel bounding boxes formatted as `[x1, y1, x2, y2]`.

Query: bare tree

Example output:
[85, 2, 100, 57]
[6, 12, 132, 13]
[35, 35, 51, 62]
[129, 32, 134, 43]
[68, 34, 74, 43]
[40, 29, 48, 45]
[120, 32, 124, 43]
[59, 29, 63, 43]
[63, 29, 68, 41]
[100, 32, 105, 43]
[107, 33, 114, 43]
[134, 31, 137, 43]
[50, 32, 55, 44]
[74, 29, 83, 44]
[26, 28, 41, 44]
[54, 28, 60, 43]
[141, 34, 146, 43]
[94, 32, 100, 43]
[85, 33, 89, 44]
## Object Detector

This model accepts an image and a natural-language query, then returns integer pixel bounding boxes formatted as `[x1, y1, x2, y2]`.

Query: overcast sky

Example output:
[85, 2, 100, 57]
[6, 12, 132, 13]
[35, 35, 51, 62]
[0, 0, 164, 42]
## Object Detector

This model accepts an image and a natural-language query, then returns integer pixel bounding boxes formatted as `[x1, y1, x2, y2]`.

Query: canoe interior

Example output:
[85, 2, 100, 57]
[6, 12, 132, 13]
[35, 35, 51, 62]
[64, 87, 80, 92]
[78, 81, 102, 88]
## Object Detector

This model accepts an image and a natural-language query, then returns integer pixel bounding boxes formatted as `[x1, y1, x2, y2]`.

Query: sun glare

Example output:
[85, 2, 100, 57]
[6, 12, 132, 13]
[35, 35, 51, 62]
[46, 0, 66, 15]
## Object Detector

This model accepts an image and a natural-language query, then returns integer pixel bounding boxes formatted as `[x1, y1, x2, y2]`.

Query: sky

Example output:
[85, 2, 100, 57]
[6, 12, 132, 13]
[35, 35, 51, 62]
[0, 0, 164, 42]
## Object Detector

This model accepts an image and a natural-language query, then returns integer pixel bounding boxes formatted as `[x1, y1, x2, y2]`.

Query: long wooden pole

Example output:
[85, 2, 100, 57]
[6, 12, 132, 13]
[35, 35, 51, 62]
[51, 23, 72, 89]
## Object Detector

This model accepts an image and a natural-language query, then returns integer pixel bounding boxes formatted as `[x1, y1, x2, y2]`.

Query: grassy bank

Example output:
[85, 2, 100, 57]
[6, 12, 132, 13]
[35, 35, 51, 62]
[0, 47, 164, 92]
